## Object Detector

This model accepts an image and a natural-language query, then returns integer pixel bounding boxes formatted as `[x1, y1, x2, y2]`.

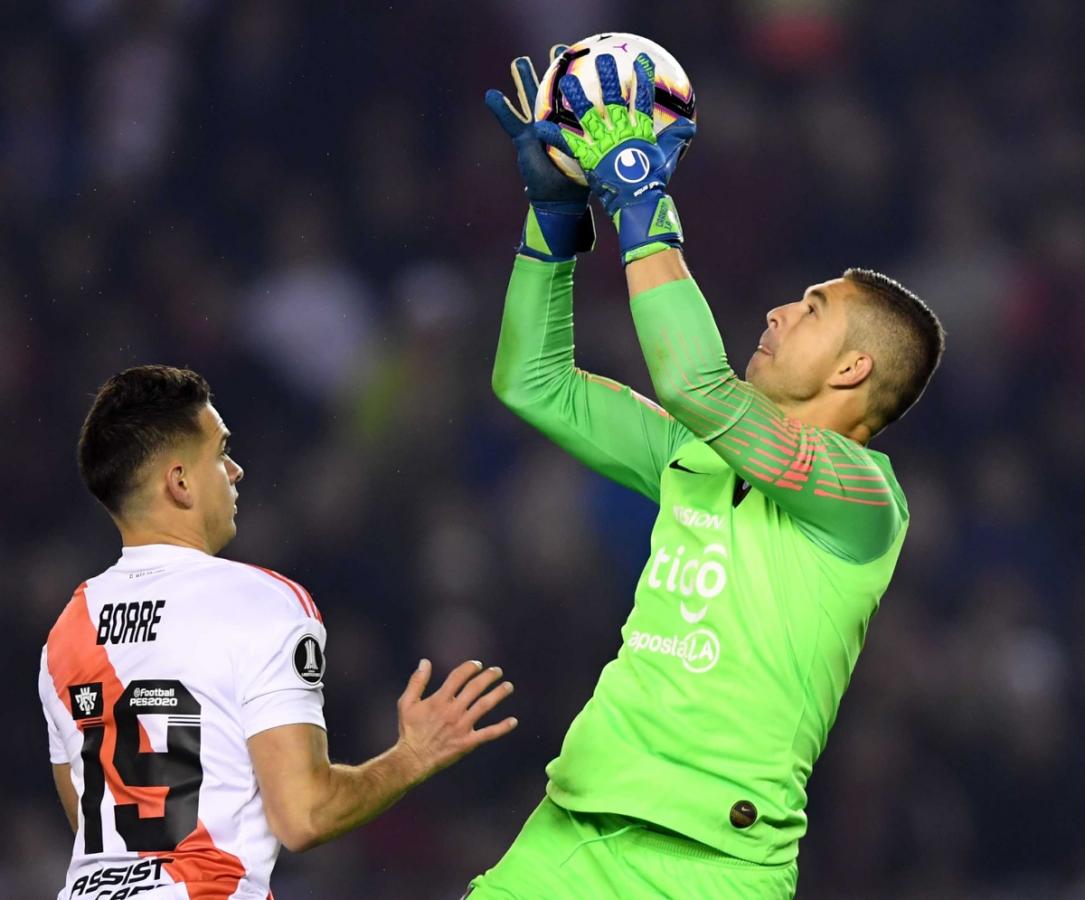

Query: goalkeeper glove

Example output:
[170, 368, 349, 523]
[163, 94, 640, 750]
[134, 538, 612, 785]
[485, 47, 596, 262]
[535, 52, 695, 264]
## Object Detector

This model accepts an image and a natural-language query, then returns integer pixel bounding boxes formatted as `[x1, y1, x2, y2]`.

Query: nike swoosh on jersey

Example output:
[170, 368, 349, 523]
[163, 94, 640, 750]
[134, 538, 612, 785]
[668, 459, 709, 475]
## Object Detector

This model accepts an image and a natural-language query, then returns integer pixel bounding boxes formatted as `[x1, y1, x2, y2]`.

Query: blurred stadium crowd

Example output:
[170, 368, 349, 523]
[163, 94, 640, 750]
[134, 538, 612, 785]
[4, 1, 1084, 897]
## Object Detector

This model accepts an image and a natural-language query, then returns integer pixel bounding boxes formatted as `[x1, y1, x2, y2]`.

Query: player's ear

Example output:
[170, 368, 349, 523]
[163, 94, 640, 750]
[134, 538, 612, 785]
[165, 460, 195, 509]
[829, 350, 873, 389]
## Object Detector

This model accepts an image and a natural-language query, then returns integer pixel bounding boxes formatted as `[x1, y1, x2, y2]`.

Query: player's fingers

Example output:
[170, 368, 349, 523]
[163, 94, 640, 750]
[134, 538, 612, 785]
[633, 53, 656, 118]
[558, 73, 594, 122]
[657, 118, 697, 168]
[548, 43, 569, 64]
[471, 716, 520, 746]
[437, 659, 485, 699]
[635, 52, 656, 81]
[485, 89, 530, 134]
[596, 53, 625, 106]
[512, 56, 540, 115]
[398, 658, 432, 707]
[455, 665, 504, 707]
[534, 120, 575, 157]
[464, 680, 515, 725]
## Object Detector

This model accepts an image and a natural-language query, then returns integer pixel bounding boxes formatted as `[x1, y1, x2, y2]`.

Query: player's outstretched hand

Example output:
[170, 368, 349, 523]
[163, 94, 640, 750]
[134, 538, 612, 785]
[394, 659, 517, 781]
[485, 46, 596, 261]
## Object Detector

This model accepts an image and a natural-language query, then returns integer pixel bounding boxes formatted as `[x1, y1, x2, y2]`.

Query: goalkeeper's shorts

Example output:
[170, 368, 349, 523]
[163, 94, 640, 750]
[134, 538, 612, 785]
[464, 795, 798, 900]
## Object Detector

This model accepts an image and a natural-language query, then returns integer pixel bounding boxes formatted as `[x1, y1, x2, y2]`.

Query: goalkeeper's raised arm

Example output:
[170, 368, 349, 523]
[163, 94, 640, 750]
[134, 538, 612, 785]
[486, 49, 692, 502]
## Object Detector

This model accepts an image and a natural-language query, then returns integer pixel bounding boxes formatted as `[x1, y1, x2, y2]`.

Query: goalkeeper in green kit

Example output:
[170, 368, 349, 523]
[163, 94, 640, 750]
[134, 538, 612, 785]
[468, 46, 945, 900]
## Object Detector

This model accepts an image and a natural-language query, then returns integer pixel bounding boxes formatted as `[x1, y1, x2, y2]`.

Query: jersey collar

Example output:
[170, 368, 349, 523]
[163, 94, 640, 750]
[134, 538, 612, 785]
[116, 543, 212, 569]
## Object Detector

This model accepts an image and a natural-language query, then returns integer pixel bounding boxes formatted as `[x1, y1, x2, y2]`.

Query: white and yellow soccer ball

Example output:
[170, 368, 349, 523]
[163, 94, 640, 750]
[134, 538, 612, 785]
[534, 32, 696, 186]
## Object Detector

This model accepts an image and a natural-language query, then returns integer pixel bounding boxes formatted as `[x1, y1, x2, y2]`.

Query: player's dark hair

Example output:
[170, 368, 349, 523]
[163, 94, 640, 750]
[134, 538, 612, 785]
[78, 365, 211, 515]
[841, 268, 945, 434]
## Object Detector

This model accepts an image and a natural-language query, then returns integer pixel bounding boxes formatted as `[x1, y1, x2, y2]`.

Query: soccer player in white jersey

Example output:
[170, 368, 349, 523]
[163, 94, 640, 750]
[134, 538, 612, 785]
[38, 365, 518, 900]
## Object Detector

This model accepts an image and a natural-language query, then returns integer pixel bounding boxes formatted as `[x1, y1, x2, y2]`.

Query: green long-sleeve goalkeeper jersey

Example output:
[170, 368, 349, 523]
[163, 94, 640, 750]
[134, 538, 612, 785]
[493, 257, 909, 865]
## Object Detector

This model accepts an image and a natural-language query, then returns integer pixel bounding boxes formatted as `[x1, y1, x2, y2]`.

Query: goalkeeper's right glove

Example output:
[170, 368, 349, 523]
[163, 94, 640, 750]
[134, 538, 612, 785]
[485, 47, 596, 262]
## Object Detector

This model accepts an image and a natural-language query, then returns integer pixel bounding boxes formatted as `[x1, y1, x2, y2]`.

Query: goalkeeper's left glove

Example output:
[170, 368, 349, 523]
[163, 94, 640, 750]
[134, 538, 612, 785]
[535, 52, 695, 265]
[485, 47, 596, 262]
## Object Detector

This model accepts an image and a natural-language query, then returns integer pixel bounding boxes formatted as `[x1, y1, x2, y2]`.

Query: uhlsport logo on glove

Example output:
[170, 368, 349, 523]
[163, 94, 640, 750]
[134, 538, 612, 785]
[615, 147, 651, 183]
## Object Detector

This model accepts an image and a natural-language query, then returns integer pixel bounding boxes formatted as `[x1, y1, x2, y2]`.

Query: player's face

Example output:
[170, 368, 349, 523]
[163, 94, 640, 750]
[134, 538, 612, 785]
[189, 404, 244, 554]
[745, 278, 852, 403]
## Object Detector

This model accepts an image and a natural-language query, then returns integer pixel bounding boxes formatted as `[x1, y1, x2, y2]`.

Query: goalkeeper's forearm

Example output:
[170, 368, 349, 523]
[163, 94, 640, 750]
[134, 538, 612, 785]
[625, 246, 692, 296]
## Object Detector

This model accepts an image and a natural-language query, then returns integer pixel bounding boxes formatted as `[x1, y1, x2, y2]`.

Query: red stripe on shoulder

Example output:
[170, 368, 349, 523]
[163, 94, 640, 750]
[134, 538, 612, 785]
[273, 570, 323, 624]
[293, 580, 322, 623]
[245, 564, 318, 620]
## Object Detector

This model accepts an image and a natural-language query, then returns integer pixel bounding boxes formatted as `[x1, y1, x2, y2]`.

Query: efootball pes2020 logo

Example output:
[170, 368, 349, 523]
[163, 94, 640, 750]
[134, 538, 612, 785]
[293, 635, 325, 685]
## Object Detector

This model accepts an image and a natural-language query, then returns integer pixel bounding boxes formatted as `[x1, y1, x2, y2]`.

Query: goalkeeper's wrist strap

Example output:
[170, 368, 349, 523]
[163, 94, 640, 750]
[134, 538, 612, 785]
[615, 193, 683, 265]
[518, 203, 596, 262]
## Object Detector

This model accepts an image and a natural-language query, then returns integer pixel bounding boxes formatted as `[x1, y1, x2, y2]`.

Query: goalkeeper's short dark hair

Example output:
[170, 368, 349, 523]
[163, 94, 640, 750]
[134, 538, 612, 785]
[78, 365, 211, 515]
[841, 268, 945, 435]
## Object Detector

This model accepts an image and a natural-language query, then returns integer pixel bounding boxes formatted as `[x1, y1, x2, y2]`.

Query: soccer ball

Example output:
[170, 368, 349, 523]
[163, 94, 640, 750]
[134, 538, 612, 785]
[534, 32, 696, 186]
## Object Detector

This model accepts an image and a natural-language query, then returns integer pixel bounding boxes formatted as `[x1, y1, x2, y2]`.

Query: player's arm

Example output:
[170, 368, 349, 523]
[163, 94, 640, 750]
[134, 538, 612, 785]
[486, 49, 692, 501]
[628, 253, 902, 561]
[494, 256, 693, 501]
[248, 659, 515, 852]
[39, 647, 78, 833]
[52, 763, 78, 832]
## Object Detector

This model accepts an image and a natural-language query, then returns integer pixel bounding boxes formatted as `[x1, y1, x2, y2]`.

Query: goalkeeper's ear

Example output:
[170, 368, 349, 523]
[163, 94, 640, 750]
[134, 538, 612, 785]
[549, 44, 569, 64]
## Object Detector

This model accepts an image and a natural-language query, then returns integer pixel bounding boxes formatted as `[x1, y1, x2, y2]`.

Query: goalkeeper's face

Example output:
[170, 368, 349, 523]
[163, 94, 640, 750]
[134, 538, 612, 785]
[745, 278, 853, 404]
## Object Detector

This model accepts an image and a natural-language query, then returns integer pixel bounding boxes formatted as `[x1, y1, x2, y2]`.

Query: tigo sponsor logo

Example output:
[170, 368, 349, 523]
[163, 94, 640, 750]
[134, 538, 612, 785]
[646, 543, 728, 599]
